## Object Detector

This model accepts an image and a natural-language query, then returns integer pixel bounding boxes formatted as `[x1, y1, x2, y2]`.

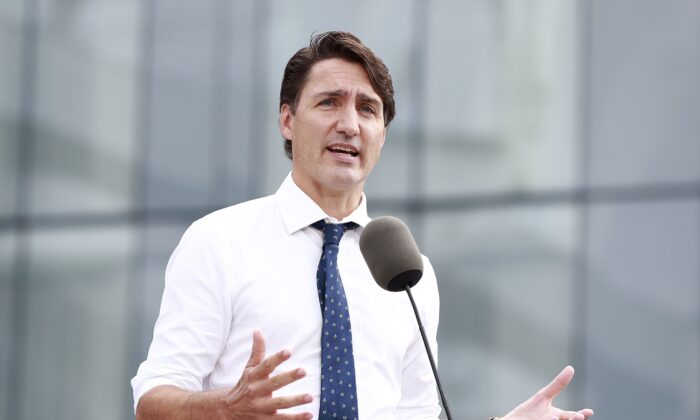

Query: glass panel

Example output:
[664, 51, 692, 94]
[0, 234, 14, 418]
[27, 0, 138, 215]
[424, 206, 578, 419]
[145, 0, 218, 210]
[214, 0, 257, 204]
[143, 0, 260, 209]
[0, 117, 18, 218]
[425, 1, 580, 196]
[588, 0, 700, 187]
[0, 0, 23, 217]
[20, 226, 134, 420]
[586, 201, 700, 419]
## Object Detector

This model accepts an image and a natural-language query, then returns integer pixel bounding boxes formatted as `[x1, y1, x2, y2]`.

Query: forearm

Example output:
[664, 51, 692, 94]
[136, 385, 226, 420]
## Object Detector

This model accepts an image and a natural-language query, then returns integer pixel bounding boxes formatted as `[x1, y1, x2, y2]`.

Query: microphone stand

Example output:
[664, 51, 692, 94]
[404, 284, 453, 420]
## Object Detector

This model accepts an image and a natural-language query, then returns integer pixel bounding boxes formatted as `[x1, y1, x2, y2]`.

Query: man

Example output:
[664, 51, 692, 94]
[132, 31, 594, 420]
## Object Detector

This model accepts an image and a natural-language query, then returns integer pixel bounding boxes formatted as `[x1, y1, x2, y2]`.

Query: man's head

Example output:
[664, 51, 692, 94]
[278, 32, 394, 205]
[279, 31, 395, 160]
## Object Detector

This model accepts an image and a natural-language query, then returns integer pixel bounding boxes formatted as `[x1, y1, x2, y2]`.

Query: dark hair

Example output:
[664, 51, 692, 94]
[279, 31, 396, 160]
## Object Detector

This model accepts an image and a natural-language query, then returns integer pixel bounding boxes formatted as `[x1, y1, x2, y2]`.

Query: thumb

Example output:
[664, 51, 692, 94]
[537, 365, 575, 402]
[245, 329, 266, 368]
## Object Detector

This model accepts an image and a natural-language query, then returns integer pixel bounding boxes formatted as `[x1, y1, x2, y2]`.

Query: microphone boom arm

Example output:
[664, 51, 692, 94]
[404, 284, 453, 420]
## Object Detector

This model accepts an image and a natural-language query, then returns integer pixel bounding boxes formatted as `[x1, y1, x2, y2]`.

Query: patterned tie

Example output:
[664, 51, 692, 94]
[312, 220, 359, 420]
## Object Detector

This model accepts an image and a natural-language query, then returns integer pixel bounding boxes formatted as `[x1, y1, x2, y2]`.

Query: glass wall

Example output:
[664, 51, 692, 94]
[1, 0, 698, 419]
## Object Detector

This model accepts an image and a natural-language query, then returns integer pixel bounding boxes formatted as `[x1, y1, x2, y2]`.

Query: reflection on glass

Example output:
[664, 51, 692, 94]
[0, 234, 14, 419]
[586, 202, 700, 419]
[27, 1, 138, 216]
[20, 227, 133, 420]
[425, 206, 577, 418]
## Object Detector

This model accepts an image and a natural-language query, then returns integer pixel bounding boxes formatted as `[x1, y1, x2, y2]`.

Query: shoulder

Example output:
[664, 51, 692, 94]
[172, 195, 280, 255]
[419, 255, 438, 287]
[411, 255, 440, 315]
[193, 194, 279, 233]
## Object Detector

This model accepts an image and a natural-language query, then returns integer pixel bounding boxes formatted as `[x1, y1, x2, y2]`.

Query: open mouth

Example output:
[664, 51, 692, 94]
[327, 145, 359, 157]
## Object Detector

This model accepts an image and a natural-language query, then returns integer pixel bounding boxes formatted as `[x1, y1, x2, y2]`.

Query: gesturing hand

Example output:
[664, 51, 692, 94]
[501, 366, 594, 420]
[222, 330, 313, 419]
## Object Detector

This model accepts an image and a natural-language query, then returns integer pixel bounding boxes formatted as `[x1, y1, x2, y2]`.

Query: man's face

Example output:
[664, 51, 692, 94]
[280, 58, 387, 198]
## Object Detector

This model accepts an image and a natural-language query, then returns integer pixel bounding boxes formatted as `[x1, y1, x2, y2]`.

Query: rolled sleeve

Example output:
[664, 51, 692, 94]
[131, 220, 232, 412]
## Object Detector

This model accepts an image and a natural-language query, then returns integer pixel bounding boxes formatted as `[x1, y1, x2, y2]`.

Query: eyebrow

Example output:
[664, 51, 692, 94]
[357, 93, 382, 109]
[313, 90, 382, 108]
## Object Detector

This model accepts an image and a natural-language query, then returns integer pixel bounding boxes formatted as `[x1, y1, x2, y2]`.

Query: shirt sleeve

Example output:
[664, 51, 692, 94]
[131, 219, 232, 412]
[396, 257, 443, 419]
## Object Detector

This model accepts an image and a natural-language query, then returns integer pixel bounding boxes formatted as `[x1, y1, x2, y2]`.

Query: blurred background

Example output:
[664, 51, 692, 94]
[1, 0, 699, 419]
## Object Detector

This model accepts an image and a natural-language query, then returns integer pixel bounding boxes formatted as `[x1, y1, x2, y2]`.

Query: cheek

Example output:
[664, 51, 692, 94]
[372, 128, 386, 155]
[366, 141, 383, 166]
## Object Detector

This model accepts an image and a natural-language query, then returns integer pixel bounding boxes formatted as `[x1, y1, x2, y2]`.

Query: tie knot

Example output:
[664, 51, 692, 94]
[312, 220, 359, 246]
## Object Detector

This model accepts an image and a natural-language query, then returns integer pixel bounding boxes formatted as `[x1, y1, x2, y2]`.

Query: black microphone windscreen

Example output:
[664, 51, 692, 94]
[359, 216, 423, 292]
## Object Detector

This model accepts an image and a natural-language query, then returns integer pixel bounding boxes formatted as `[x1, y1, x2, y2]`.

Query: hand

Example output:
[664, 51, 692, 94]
[501, 366, 594, 420]
[221, 330, 313, 419]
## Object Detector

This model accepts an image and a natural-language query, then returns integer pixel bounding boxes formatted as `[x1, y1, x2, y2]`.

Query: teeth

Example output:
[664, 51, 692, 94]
[329, 146, 358, 157]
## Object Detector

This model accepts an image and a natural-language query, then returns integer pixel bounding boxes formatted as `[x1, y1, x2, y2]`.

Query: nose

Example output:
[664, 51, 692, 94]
[336, 104, 360, 137]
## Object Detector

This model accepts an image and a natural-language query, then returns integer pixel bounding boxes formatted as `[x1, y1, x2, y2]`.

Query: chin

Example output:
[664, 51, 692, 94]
[326, 169, 365, 191]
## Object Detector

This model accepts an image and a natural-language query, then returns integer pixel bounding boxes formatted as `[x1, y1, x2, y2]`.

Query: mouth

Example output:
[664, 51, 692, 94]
[327, 144, 359, 158]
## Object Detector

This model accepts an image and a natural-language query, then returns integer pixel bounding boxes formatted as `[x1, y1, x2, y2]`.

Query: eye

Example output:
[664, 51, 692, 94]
[318, 98, 336, 107]
[359, 104, 377, 115]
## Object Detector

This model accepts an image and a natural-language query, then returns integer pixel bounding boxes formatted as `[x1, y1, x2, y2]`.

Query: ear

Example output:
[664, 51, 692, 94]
[279, 103, 294, 141]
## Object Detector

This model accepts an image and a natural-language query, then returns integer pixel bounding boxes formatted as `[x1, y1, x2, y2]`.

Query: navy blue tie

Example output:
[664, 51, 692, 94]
[312, 220, 359, 420]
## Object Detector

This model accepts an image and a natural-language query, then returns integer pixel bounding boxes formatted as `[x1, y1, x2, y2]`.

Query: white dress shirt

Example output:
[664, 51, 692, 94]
[132, 173, 442, 419]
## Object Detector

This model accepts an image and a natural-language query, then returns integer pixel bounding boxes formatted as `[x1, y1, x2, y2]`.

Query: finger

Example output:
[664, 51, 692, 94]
[275, 412, 313, 420]
[556, 410, 587, 420]
[537, 365, 575, 401]
[255, 392, 313, 411]
[556, 408, 594, 419]
[578, 408, 594, 420]
[245, 330, 267, 368]
[253, 367, 308, 395]
[249, 348, 293, 380]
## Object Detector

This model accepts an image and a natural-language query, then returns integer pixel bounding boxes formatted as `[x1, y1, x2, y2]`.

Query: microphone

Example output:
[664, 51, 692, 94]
[359, 216, 453, 420]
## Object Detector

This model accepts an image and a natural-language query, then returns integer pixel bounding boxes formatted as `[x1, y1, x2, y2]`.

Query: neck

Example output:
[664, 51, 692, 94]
[292, 173, 363, 220]
[316, 193, 362, 221]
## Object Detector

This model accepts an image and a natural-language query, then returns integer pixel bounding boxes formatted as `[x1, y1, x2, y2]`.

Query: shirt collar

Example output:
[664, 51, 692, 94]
[276, 172, 372, 235]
